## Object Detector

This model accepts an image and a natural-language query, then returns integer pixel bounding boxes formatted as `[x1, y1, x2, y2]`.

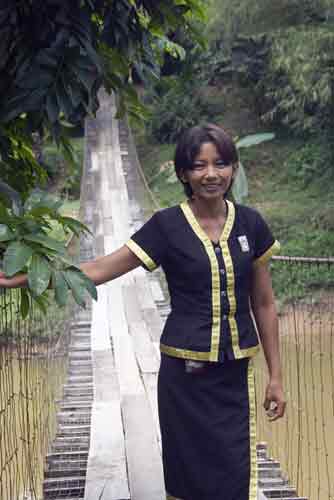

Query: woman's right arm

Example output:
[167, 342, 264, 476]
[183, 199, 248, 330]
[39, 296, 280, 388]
[80, 245, 141, 285]
[0, 245, 142, 289]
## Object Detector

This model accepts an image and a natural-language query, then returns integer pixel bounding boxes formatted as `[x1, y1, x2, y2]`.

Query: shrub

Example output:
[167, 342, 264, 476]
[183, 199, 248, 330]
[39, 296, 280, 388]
[42, 138, 84, 198]
[285, 140, 332, 185]
[146, 76, 217, 144]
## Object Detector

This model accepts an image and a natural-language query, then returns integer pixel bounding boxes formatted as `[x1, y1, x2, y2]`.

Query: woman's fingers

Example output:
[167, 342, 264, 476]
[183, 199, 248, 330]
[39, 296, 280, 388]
[263, 396, 270, 411]
[271, 399, 286, 420]
[0, 272, 26, 289]
[265, 400, 286, 421]
[263, 382, 286, 421]
[0, 271, 10, 287]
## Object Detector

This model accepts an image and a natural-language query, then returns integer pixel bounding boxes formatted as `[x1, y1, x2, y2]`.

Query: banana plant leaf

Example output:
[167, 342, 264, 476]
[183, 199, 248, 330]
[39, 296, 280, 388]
[232, 161, 248, 204]
[236, 133, 275, 149]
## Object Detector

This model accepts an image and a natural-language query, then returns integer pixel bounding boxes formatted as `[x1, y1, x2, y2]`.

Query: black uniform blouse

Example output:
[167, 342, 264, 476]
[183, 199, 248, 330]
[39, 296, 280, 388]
[126, 200, 280, 363]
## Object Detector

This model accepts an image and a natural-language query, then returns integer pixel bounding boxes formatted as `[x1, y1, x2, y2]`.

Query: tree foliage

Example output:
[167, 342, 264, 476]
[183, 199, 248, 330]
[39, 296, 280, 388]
[206, 0, 333, 47]
[260, 27, 334, 134]
[0, 186, 97, 317]
[145, 74, 216, 143]
[204, 0, 334, 139]
[0, 0, 205, 194]
[0, 0, 205, 317]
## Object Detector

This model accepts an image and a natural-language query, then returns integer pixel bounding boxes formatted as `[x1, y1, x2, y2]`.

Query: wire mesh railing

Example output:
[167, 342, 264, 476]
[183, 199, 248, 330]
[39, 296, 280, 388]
[255, 255, 334, 500]
[0, 289, 71, 500]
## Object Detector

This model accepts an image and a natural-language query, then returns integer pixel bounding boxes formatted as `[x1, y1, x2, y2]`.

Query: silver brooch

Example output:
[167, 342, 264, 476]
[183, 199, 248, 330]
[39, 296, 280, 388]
[238, 235, 250, 252]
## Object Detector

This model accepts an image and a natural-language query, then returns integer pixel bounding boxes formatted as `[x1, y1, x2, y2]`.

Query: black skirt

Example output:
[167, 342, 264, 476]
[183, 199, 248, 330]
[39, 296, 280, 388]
[158, 354, 258, 500]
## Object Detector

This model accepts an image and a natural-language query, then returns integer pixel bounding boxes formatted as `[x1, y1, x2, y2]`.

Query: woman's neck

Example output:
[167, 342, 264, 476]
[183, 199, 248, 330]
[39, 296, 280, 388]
[189, 196, 227, 219]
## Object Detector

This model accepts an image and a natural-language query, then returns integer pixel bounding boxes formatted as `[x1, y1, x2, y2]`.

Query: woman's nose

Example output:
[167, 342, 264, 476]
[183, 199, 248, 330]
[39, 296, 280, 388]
[205, 164, 218, 177]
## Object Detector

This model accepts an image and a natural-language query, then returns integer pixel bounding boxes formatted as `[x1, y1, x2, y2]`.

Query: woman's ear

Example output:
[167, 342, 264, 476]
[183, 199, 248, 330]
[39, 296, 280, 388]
[179, 169, 188, 183]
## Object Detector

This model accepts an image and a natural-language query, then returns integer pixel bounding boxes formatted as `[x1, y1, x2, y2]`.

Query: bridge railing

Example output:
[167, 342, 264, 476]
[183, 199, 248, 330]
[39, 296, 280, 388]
[255, 255, 334, 500]
[0, 289, 72, 500]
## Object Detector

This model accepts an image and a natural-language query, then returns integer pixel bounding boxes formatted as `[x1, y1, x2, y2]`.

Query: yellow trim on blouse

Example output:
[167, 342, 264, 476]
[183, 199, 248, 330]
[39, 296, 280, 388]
[248, 361, 258, 500]
[160, 343, 259, 361]
[160, 344, 211, 361]
[180, 199, 237, 362]
[125, 239, 157, 271]
[254, 239, 280, 265]
[219, 202, 243, 359]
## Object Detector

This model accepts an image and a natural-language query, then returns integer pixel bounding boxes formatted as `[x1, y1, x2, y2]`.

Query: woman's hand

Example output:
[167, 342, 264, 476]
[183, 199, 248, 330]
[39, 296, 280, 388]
[0, 271, 27, 289]
[264, 379, 286, 421]
[1, 245, 142, 290]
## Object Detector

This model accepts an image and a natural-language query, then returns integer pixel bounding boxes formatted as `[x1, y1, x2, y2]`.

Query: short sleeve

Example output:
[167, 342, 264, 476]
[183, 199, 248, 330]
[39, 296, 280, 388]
[253, 211, 280, 265]
[125, 212, 166, 271]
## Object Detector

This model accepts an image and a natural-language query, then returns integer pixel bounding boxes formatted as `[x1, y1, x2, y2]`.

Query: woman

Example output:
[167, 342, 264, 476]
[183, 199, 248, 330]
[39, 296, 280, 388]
[0, 123, 285, 500]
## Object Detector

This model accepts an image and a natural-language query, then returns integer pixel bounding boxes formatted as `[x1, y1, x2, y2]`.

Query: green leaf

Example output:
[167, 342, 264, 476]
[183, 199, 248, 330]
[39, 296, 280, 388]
[24, 189, 62, 212]
[46, 92, 60, 123]
[0, 224, 15, 242]
[232, 161, 248, 204]
[63, 268, 87, 308]
[18, 69, 54, 90]
[28, 254, 51, 296]
[32, 292, 49, 315]
[29, 206, 56, 217]
[67, 84, 83, 108]
[0, 202, 8, 218]
[52, 270, 69, 307]
[74, 269, 98, 301]
[23, 234, 66, 254]
[56, 81, 74, 120]
[236, 133, 275, 149]
[157, 36, 186, 60]
[3, 241, 33, 277]
[24, 218, 49, 233]
[77, 34, 102, 72]
[0, 91, 31, 122]
[0, 180, 23, 216]
[75, 67, 96, 92]
[58, 254, 78, 268]
[36, 50, 58, 68]
[59, 216, 92, 236]
[59, 139, 77, 169]
[23, 88, 47, 112]
[23, 190, 43, 210]
[20, 288, 30, 319]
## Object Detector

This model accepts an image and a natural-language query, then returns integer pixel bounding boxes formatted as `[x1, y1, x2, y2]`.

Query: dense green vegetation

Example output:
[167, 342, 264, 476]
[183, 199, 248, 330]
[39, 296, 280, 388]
[133, 0, 334, 263]
[0, 0, 204, 195]
[43, 138, 84, 199]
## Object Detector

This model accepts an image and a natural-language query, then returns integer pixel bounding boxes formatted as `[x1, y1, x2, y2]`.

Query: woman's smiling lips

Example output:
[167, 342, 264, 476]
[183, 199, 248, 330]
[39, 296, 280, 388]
[203, 184, 221, 191]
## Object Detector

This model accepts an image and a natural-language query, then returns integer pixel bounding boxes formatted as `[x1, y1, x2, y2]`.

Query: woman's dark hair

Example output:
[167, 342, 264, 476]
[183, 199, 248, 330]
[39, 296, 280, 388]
[174, 123, 238, 198]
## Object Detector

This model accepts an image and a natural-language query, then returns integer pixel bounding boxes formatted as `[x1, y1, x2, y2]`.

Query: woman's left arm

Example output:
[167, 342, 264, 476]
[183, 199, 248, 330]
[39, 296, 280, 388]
[250, 262, 286, 421]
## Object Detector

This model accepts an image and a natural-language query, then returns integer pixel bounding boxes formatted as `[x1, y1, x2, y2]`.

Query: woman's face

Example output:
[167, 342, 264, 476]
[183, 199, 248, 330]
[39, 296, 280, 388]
[181, 142, 236, 201]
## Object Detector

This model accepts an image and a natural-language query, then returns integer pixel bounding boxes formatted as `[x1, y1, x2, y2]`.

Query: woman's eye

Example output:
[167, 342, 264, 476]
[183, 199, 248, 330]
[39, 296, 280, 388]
[192, 160, 229, 169]
[216, 160, 228, 168]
